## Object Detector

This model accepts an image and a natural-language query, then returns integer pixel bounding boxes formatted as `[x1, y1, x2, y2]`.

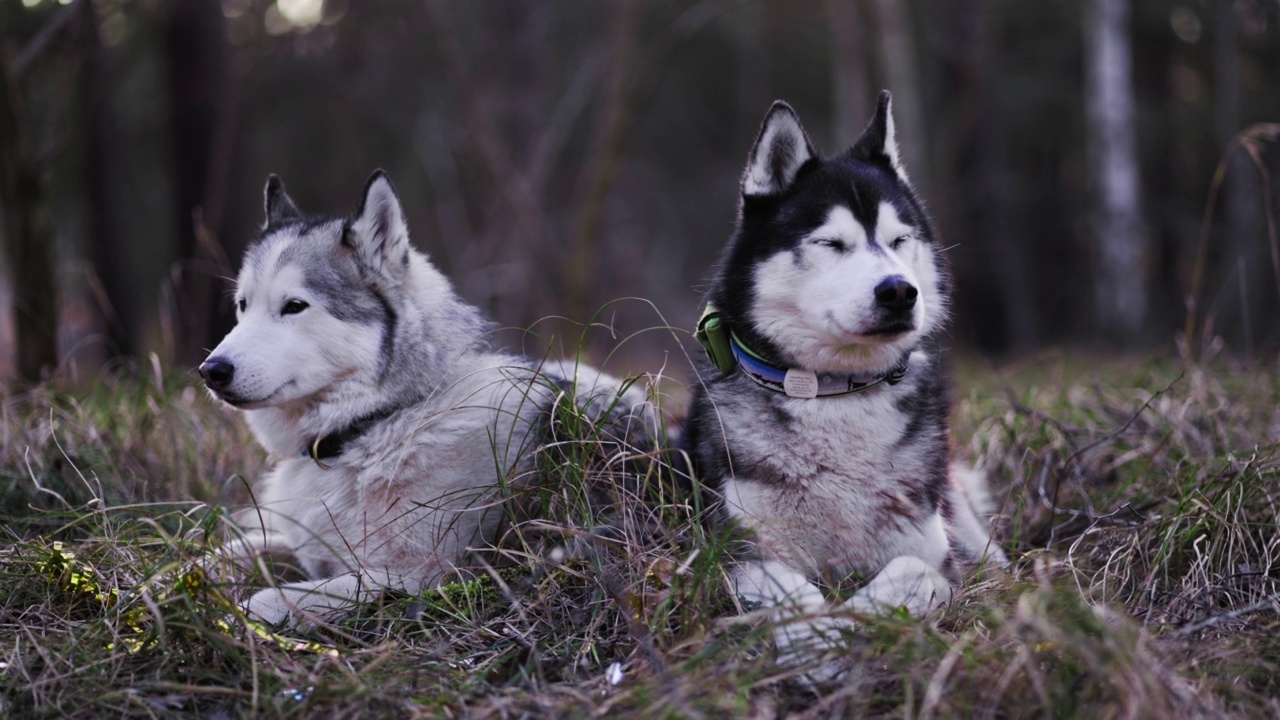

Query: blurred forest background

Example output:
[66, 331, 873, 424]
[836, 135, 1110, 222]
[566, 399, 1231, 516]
[1, 0, 1278, 383]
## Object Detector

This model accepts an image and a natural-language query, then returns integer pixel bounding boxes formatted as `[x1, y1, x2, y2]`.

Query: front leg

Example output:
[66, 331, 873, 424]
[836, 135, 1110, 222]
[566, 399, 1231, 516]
[202, 527, 295, 590]
[246, 572, 380, 628]
[217, 532, 294, 564]
[736, 556, 952, 674]
[213, 505, 295, 573]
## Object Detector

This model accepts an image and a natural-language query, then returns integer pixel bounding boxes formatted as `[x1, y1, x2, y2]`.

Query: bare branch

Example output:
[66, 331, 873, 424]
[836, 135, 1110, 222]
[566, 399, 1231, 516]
[420, 0, 551, 255]
[14, 1, 78, 77]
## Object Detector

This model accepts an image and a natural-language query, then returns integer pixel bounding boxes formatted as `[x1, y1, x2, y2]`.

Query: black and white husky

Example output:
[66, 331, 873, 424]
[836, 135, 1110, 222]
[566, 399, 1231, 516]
[685, 93, 1005, 658]
[200, 171, 649, 626]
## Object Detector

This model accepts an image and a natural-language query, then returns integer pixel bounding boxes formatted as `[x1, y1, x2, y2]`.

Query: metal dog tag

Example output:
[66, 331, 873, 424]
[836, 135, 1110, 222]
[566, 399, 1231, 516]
[783, 368, 819, 399]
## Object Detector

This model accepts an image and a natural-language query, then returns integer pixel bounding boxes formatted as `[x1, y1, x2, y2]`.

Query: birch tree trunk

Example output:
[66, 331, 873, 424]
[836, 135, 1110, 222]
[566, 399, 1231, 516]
[869, 0, 926, 181]
[1084, 0, 1148, 341]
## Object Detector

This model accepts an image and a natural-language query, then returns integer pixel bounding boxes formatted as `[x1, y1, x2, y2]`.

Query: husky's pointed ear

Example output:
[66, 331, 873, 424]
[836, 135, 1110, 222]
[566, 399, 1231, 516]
[741, 101, 816, 197]
[850, 90, 908, 181]
[263, 175, 302, 228]
[347, 170, 410, 284]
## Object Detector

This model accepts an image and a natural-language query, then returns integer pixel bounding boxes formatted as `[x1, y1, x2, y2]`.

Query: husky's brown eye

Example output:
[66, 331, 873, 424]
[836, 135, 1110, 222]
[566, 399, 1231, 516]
[281, 299, 309, 315]
[237, 298, 246, 313]
[891, 236, 909, 250]
[815, 238, 846, 251]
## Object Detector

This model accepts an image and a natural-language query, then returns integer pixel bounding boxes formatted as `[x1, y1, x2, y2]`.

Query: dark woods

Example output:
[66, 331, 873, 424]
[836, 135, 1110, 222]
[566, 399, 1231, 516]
[1, 0, 1278, 382]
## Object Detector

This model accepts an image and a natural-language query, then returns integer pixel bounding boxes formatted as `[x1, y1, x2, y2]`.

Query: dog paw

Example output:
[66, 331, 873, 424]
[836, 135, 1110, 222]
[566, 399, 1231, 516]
[771, 612, 859, 684]
[245, 587, 297, 627]
[773, 612, 852, 655]
[846, 555, 950, 616]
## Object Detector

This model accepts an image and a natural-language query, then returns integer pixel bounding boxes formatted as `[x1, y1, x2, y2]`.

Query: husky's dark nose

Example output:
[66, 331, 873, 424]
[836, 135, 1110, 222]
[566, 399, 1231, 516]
[199, 358, 235, 391]
[874, 276, 918, 312]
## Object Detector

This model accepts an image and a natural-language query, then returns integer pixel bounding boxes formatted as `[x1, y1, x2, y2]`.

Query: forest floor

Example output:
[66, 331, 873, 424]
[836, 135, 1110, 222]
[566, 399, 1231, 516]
[1, 348, 1277, 718]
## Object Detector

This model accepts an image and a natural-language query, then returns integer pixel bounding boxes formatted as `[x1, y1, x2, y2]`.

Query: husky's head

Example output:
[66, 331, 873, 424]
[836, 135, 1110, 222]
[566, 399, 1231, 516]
[715, 91, 946, 375]
[199, 171, 417, 410]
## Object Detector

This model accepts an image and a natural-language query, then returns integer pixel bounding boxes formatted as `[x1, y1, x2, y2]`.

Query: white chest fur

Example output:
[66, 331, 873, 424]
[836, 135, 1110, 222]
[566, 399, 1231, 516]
[717, 357, 949, 581]
[247, 363, 543, 592]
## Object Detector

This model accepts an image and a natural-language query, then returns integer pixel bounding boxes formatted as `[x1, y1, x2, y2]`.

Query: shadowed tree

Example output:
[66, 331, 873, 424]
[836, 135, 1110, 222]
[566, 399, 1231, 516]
[0, 37, 57, 382]
[933, 0, 1038, 354]
[79, 0, 130, 360]
[165, 0, 228, 366]
[827, 0, 871, 139]
[1210, 0, 1269, 350]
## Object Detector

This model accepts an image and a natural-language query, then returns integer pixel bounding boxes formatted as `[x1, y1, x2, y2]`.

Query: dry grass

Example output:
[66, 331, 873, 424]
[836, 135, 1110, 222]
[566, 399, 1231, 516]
[1, 350, 1278, 718]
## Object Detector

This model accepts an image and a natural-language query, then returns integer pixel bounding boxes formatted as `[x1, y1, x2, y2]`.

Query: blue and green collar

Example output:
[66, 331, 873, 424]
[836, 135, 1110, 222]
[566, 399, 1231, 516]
[695, 304, 909, 399]
[729, 333, 908, 398]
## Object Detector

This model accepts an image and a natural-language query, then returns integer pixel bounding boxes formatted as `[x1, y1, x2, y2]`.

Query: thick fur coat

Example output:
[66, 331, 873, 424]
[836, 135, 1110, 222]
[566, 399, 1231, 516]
[683, 93, 1005, 657]
[201, 172, 645, 625]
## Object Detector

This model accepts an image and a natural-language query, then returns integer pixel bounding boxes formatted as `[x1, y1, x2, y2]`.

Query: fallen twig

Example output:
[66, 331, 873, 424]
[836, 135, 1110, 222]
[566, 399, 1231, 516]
[1169, 592, 1280, 638]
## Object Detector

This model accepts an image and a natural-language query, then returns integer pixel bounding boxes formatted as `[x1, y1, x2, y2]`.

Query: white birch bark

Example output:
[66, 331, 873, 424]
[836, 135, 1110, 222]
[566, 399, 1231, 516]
[869, 0, 926, 178]
[1084, 0, 1148, 338]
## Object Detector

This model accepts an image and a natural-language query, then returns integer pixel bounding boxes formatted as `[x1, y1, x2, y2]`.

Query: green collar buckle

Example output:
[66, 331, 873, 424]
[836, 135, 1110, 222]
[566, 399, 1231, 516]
[694, 303, 736, 375]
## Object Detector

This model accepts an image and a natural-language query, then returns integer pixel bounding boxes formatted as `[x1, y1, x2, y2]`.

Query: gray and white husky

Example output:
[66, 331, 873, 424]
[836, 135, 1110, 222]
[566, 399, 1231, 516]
[685, 92, 1005, 659]
[200, 171, 647, 626]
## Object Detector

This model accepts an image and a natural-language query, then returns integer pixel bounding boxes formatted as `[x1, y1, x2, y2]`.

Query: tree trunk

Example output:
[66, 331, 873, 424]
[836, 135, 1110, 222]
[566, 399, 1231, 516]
[936, 0, 1037, 354]
[1084, 0, 1147, 341]
[79, 0, 131, 360]
[1213, 0, 1261, 349]
[868, 0, 926, 182]
[0, 46, 58, 382]
[164, 0, 228, 366]
[827, 0, 870, 139]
